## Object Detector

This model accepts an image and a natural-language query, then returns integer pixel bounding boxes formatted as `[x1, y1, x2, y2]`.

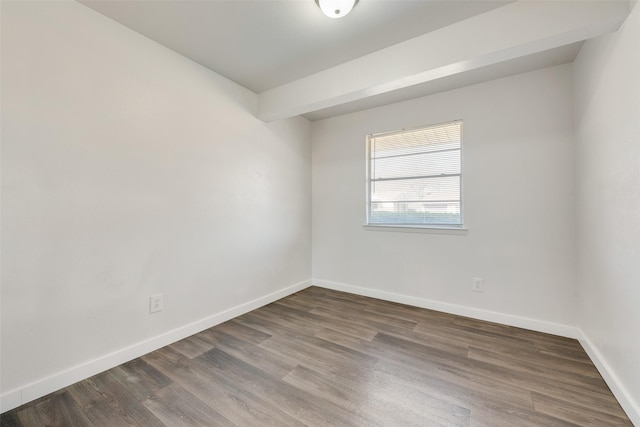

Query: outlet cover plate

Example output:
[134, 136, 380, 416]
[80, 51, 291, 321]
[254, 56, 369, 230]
[149, 294, 163, 313]
[472, 278, 484, 292]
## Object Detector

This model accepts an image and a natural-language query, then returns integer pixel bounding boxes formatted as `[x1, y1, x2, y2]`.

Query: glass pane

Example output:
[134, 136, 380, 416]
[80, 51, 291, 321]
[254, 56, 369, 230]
[371, 176, 460, 203]
[372, 149, 460, 180]
[369, 202, 461, 225]
[372, 123, 461, 158]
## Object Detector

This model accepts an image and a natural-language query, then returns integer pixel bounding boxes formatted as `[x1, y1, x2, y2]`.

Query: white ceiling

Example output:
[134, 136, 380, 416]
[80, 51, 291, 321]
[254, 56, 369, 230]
[80, 0, 511, 93]
[79, 0, 630, 121]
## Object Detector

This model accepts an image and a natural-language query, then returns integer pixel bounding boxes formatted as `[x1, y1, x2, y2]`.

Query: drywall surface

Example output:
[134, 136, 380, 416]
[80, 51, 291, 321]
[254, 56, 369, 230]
[574, 1, 640, 420]
[1, 0, 311, 401]
[312, 65, 577, 328]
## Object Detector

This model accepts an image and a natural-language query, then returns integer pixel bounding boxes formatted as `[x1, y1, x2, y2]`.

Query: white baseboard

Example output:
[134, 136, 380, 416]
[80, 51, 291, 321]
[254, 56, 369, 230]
[313, 278, 580, 338]
[0, 279, 312, 414]
[578, 333, 640, 426]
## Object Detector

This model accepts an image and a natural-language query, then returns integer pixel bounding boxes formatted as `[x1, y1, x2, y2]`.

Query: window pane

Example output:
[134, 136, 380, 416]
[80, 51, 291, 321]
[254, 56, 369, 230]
[367, 120, 463, 227]
[370, 202, 461, 225]
[372, 124, 461, 158]
[372, 149, 460, 180]
[371, 176, 460, 202]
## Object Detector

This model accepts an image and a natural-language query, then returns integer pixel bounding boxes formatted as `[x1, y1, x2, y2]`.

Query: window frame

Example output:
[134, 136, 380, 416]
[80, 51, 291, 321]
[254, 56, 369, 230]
[365, 120, 465, 231]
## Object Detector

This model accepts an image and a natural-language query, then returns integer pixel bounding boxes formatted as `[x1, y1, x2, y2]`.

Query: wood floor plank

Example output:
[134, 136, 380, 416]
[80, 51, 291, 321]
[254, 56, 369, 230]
[68, 371, 164, 427]
[291, 287, 372, 310]
[464, 337, 601, 378]
[452, 315, 568, 346]
[143, 383, 234, 427]
[169, 334, 214, 359]
[143, 346, 305, 426]
[199, 328, 298, 378]
[467, 346, 614, 397]
[534, 339, 595, 364]
[214, 319, 272, 344]
[300, 288, 451, 327]
[465, 347, 623, 415]
[469, 405, 582, 427]
[196, 347, 372, 427]
[295, 289, 430, 337]
[267, 301, 379, 341]
[375, 324, 470, 356]
[414, 318, 538, 355]
[316, 326, 537, 413]
[109, 358, 172, 401]
[308, 302, 418, 331]
[260, 339, 380, 396]
[283, 363, 471, 427]
[451, 317, 593, 364]
[281, 365, 378, 421]
[374, 331, 621, 415]
[373, 352, 536, 412]
[314, 326, 369, 348]
[17, 392, 93, 427]
[459, 352, 623, 414]
[0, 411, 23, 427]
[532, 391, 633, 426]
[235, 309, 320, 337]
[2, 287, 632, 426]
[259, 331, 378, 386]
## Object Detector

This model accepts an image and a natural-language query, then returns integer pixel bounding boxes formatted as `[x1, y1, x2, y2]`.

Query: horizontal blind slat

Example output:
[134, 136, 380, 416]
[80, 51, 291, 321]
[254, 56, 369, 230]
[372, 149, 460, 179]
[371, 176, 460, 202]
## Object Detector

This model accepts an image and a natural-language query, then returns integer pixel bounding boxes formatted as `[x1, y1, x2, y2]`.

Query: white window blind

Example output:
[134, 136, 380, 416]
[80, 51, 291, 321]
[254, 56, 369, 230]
[366, 120, 463, 227]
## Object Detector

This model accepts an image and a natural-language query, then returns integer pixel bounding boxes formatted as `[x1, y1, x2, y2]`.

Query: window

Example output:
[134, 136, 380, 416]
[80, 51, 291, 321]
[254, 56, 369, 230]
[366, 120, 463, 228]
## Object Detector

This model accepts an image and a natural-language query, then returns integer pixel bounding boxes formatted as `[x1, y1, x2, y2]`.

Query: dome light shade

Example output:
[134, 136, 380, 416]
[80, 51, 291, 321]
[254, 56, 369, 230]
[315, 0, 358, 19]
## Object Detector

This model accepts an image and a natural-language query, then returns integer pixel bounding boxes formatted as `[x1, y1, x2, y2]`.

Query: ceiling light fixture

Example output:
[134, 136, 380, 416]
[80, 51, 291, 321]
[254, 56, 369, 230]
[315, 0, 359, 19]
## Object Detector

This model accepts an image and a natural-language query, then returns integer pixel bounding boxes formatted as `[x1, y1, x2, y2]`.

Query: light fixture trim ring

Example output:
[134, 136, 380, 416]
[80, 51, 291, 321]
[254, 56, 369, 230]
[314, 0, 359, 19]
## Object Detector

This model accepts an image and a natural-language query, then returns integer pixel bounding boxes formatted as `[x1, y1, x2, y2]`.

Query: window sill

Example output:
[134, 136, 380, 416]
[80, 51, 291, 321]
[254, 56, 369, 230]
[363, 224, 468, 235]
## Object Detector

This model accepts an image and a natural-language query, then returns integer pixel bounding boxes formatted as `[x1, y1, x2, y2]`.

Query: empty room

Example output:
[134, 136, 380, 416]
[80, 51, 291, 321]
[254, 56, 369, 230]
[1, 0, 639, 425]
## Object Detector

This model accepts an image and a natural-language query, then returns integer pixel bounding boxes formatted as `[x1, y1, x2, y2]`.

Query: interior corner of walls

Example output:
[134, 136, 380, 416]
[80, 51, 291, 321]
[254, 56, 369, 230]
[578, 331, 640, 426]
[0, 279, 312, 414]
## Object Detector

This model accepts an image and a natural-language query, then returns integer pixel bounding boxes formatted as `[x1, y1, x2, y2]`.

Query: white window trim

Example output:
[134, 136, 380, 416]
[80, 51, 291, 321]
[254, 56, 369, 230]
[365, 120, 464, 230]
[363, 224, 468, 235]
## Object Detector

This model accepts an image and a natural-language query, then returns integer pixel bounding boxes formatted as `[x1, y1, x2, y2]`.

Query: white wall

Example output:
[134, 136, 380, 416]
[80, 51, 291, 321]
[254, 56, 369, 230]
[312, 65, 577, 332]
[1, 0, 311, 409]
[574, 1, 640, 422]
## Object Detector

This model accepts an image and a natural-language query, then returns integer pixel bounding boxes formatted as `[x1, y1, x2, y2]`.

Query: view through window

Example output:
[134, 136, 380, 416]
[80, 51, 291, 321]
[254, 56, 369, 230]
[366, 120, 463, 227]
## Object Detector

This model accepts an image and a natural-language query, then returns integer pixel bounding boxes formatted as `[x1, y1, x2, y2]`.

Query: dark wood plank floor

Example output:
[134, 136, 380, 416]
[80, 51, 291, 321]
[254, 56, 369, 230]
[1, 286, 632, 426]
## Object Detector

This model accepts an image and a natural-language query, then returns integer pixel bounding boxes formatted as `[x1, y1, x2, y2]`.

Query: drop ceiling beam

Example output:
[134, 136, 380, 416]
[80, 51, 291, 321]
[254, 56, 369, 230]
[257, 0, 630, 122]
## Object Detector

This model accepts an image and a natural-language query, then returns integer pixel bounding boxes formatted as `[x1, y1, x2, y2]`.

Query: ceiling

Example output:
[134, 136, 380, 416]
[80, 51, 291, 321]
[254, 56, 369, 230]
[79, 0, 630, 121]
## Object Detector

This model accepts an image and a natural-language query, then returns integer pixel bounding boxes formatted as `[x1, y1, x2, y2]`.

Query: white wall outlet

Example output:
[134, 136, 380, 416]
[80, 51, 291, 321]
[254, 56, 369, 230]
[472, 278, 484, 292]
[149, 294, 163, 314]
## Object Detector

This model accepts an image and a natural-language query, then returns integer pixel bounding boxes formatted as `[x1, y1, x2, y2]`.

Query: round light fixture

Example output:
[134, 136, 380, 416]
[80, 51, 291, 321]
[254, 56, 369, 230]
[315, 0, 359, 19]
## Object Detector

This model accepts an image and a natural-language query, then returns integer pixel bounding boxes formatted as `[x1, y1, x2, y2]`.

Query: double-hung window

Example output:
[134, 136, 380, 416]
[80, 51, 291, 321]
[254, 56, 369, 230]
[366, 120, 463, 228]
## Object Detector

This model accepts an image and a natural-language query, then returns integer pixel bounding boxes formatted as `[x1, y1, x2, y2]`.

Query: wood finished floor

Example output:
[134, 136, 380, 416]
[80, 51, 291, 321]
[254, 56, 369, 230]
[1, 286, 632, 426]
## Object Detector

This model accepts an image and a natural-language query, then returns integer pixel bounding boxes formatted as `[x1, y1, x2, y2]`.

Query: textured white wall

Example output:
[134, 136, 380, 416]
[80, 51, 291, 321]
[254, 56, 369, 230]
[312, 65, 577, 328]
[1, 1, 311, 397]
[574, 1, 640, 419]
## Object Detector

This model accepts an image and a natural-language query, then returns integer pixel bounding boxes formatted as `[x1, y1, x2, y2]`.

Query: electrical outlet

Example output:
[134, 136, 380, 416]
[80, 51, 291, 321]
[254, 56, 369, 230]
[149, 294, 163, 314]
[472, 278, 484, 292]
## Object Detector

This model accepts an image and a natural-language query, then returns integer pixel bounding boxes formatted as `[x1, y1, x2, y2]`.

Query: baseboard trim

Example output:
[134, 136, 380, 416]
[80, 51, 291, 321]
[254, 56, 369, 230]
[578, 333, 640, 426]
[312, 278, 580, 339]
[0, 279, 312, 414]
